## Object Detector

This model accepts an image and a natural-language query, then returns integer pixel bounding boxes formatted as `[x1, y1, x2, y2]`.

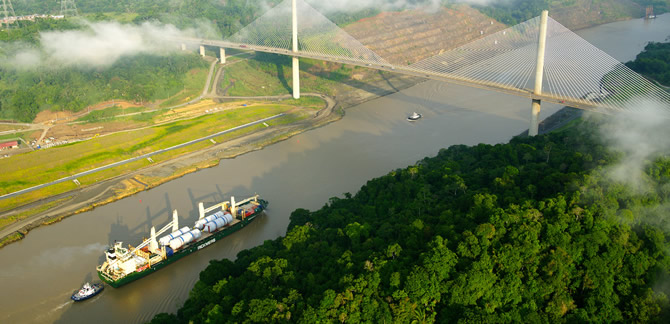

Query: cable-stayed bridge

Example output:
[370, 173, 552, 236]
[177, 0, 670, 135]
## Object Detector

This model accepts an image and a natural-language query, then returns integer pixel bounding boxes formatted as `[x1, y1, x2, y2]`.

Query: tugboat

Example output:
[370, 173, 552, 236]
[407, 112, 422, 121]
[71, 282, 104, 302]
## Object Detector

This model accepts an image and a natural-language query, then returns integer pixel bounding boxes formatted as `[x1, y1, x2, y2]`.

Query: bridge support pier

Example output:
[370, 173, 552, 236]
[530, 99, 541, 136]
[292, 57, 300, 99]
[528, 10, 548, 136]
[291, 0, 300, 99]
[219, 48, 226, 64]
[199, 45, 205, 57]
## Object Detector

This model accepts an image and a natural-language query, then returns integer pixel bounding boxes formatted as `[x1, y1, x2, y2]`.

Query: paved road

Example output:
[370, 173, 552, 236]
[0, 114, 284, 201]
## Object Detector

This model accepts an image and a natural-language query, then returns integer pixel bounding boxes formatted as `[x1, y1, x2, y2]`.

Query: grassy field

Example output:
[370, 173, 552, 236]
[0, 196, 72, 229]
[221, 60, 290, 96]
[220, 56, 366, 97]
[0, 125, 29, 132]
[158, 68, 210, 108]
[0, 131, 33, 142]
[0, 100, 322, 213]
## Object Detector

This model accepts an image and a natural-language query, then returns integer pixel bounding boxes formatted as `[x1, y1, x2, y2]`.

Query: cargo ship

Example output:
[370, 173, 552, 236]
[97, 194, 267, 288]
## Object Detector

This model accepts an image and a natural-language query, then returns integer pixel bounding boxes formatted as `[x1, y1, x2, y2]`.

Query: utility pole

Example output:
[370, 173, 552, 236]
[292, 0, 300, 99]
[1, 0, 16, 31]
[529, 10, 548, 136]
[60, 0, 79, 17]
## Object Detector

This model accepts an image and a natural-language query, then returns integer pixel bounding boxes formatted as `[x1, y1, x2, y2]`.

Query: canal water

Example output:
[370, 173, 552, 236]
[0, 14, 668, 324]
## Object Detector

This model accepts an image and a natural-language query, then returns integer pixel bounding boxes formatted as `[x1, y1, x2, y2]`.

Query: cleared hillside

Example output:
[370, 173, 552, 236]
[344, 5, 506, 65]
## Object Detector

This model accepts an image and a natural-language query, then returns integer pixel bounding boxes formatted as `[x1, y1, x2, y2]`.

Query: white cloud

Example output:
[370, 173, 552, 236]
[597, 100, 670, 191]
[1, 20, 213, 69]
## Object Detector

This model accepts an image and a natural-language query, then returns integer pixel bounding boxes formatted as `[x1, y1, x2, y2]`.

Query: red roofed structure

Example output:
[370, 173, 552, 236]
[0, 141, 19, 150]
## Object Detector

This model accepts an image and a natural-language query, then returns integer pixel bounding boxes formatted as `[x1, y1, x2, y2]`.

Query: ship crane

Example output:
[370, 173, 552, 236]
[106, 210, 179, 268]
[198, 194, 260, 219]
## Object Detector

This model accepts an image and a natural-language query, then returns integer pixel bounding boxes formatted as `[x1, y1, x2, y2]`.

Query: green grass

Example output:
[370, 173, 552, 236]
[222, 56, 368, 98]
[280, 96, 326, 109]
[76, 105, 123, 123]
[0, 103, 311, 197]
[0, 125, 28, 132]
[222, 60, 289, 96]
[0, 196, 72, 230]
[0, 132, 32, 142]
[159, 68, 209, 108]
[0, 232, 23, 249]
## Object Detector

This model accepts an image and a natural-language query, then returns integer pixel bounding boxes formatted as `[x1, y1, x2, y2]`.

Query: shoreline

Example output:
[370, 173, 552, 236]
[0, 73, 425, 248]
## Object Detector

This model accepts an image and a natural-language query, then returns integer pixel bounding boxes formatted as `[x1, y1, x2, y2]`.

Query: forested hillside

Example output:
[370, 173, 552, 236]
[151, 120, 670, 323]
[0, 53, 207, 122]
[10, 0, 394, 34]
[0, 17, 208, 122]
[626, 41, 670, 87]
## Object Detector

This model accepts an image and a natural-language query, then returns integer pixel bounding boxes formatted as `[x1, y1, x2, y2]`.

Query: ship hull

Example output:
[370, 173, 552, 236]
[98, 205, 263, 288]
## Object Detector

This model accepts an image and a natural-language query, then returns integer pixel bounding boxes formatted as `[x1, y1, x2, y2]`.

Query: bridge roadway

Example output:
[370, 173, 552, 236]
[185, 38, 613, 114]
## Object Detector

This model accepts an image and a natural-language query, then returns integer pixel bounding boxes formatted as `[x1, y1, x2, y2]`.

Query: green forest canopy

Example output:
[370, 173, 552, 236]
[626, 41, 670, 87]
[0, 53, 207, 122]
[150, 118, 670, 323]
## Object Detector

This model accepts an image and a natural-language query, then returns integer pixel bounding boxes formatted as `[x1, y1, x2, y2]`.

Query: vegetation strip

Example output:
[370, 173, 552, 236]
[0, 113, 284, 201]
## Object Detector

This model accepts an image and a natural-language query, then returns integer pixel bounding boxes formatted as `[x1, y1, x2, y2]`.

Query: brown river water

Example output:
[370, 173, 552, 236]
[0, 15, 669, 324]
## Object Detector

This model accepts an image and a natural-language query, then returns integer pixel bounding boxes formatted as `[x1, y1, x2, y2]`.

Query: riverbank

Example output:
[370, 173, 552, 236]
[2, 11, 664, 249]
[0, 72, 423, 248]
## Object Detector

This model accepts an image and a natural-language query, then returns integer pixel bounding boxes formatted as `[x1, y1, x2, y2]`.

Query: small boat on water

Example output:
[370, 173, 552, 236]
[71, 282, 104, 302]
[407, 112, 422, 121]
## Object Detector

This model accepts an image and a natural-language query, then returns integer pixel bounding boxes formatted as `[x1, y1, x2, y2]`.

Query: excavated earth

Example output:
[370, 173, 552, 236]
[345, 4, 506, 65]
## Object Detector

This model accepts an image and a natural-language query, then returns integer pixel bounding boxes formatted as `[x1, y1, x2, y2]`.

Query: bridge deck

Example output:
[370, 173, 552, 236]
[186, 38, 613, 113]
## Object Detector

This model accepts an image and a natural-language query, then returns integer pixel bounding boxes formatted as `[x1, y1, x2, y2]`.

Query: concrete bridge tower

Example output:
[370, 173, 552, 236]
[292, 0, 300, 99]
[60, 0, 79, 17]
[529, 10, 548, 136]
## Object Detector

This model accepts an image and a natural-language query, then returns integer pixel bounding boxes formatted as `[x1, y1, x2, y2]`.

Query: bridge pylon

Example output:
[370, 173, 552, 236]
[60, 0, 79, 17]
[292, 0, 300, 99]
[2, 0, 16, 30]
[529, 10, 548, 136]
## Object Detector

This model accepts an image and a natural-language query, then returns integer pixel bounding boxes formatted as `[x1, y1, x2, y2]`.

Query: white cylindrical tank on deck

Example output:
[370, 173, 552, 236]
[195, 216, 215, 230]
[204, 218, 224, 233]
[169, 237, 185, 250]
[221, 213, 233, 225]
[169, 231, 197, 250]
[213, 217, 226, 228]
[190, 229, 202, 240]
[159, 226, 191, 246]
[203, 221, 217, 233]
[195, 211, 228, 229]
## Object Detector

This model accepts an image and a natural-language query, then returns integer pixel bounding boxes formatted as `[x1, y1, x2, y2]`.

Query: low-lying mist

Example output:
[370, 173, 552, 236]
[1, 19, 218, 69]
[596, 101, 670, 192]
